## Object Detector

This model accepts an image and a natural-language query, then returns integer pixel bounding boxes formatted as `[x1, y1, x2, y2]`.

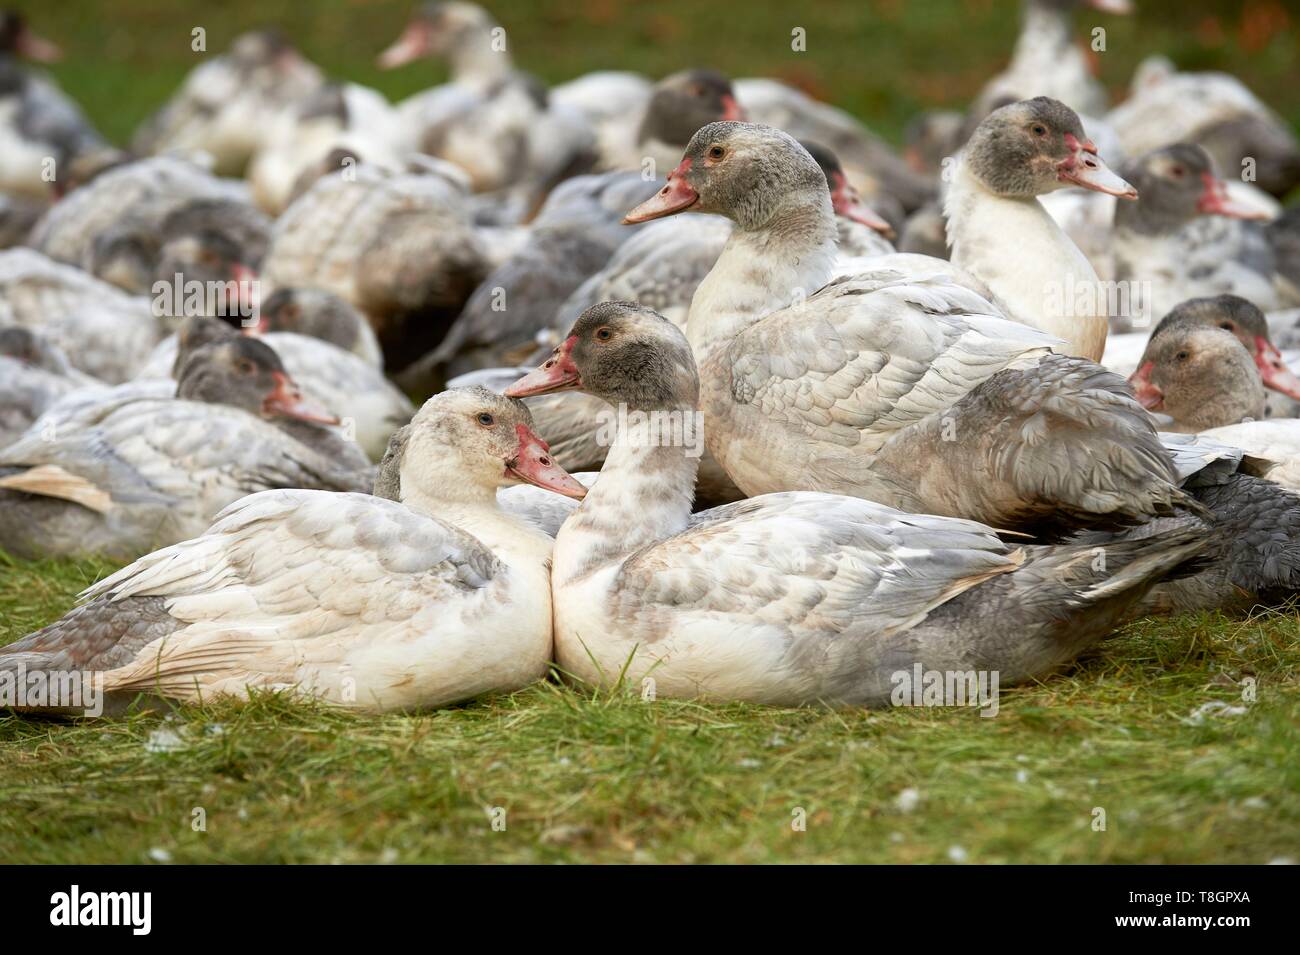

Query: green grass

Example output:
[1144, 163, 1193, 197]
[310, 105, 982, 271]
[8, 0, 1300, 146]
[2, 556, 1298, 863]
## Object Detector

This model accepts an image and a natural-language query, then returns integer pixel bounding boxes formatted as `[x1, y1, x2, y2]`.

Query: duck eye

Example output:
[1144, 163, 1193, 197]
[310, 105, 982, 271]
[1175, 351, 1190, 362]
[1170, 166, 1185, 178]
[595, 327, 613, 341]
[477, 412, 494, 426]
[237, 360, 256, 374]
[1032, 125, 1047, 137]
[1220, 322, 1234, 331]
[708, 145, 725, 160]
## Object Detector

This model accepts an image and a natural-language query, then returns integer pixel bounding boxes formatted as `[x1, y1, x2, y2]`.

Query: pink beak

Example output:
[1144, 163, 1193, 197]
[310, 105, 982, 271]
[16, 27, 62, 63]
[506, 337, 583, 397]
[830, 172, 894, 236]
[1197, 173, 1271, 221]
[1058, 134, 1138, 199]
[720, 94, 746, 122]
[1253, 337, 1300, 400]
[377, 21, 432, 69]
[507, 424, 587, 499]
[262, 371, 340, 424]
[623, 159, 700, 224]
[1127, 361, 1165, 410]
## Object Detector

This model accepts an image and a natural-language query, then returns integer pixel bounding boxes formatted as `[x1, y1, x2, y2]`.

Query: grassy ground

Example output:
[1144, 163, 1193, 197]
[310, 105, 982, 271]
[2, 556, 1297, 864]
[8, 0, 1300, 145]
[1, 1, 1298, 863]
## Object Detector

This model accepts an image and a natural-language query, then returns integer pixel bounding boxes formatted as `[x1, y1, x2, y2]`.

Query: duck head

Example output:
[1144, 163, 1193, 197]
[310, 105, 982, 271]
[636, 69, 746, 153]
[508, 302, 699, 411]
[0, 13, 62, 62]
[801, 140, 895, 235]
[155, 198, 269, 320]
[1143, 294, 1300, 402]
[254, 287, 368, 353]
[1116, 144, 1270, 235]
[624, 122, 830, 231]
[399, 387, 587, 500]
[1128, 323, 1265, 431]
[964, 97, 1137, 199]
[176, 336, 339, 425]
[377, 2, 498, 69]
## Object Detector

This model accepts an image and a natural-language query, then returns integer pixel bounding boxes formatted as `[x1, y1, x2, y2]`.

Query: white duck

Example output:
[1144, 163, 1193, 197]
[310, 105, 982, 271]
[0, 335, 369, 561]
[0, 389, 587, 714]
[619, 117, 1184, 535]
[1198, 420, 1300, 493]
[505, 303, 1205, 706]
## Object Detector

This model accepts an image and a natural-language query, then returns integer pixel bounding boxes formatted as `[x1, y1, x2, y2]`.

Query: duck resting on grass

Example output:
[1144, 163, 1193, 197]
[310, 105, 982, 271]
[0, 389, 586, 715]
[504, 302, 1207, 707]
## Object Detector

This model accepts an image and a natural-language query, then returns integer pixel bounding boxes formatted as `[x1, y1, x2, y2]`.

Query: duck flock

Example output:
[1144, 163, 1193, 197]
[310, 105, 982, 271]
[2, 2, 1300, 714]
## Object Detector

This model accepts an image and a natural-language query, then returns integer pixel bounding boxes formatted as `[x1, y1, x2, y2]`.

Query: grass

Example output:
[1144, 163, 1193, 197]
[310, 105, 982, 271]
[2, 556, 1298, 863]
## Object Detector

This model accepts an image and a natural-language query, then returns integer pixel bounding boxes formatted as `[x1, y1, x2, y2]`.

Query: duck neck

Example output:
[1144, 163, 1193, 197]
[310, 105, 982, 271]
[945, 159, 1106, 359]
[686, 190, 838, 359]
[403, 479, 551, 567]
[554, 401, 699, 582]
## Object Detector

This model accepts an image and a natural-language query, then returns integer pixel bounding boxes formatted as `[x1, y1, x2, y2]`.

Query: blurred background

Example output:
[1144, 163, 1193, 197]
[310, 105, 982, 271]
[14, 0, 1298, 146]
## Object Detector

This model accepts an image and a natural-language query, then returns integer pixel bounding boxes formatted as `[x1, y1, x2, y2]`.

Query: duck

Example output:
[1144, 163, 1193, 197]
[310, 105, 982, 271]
[603, 68, 745, 176]
[0, 389, 587, 714]
[1107, 145, 1290, 323]
[371, 409, 596, 537]
[0, 248, 162, 383]
[131, 30, 326, 176]
[503, 302, 1206, 706]
[942, 97, 1137, 360]
[26, 155, 264, 296]
[972, 0, 1134, 121]
[0, 12, 105, 200]
[1107, 55, 1300, 199]
[258, 160, 492, 373]
[0, 325, 100, 448]
[619, 117, 1185, 536]
[378, 2, 595, 202]
[0, 335, 371, 562]
[1125, 295, 1300, 422]
[133, 317, 413, 461]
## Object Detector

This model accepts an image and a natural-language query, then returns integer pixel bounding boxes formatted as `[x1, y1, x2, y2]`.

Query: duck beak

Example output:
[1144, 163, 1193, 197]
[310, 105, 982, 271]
[377, 21, 432, 69]
[16, 27, 62, 63]
[263, 372, 340, 424]
[1127, 361, 1164, 410]
[720, 94, 746, 122]
[830, 173, 895, 236]
[505, 337, 582, 397]
[623, 159, 699, 224]
[507, 424, 587, 499]
[1253, 337, 1300, 400]
[1088, 0, 1134, 14]
[1058, 135, 1138, 199]
[1197, 173, 1272, 220]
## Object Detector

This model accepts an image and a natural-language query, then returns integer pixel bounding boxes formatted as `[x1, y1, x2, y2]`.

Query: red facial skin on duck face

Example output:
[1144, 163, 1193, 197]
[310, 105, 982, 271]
[507, 424, 587, 499]
[720, 94, 746, 122]
[622, 159, 700, 223]
[1058, 134, 1139, 199]
[262, 371, 341, 424]
[830, 172, 894, 236]
[1254, 336, 1300, 400]
[505, 337, 582, 397]
[1127, 361, 1165, 410]
[1196, 173, 1272, 220]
